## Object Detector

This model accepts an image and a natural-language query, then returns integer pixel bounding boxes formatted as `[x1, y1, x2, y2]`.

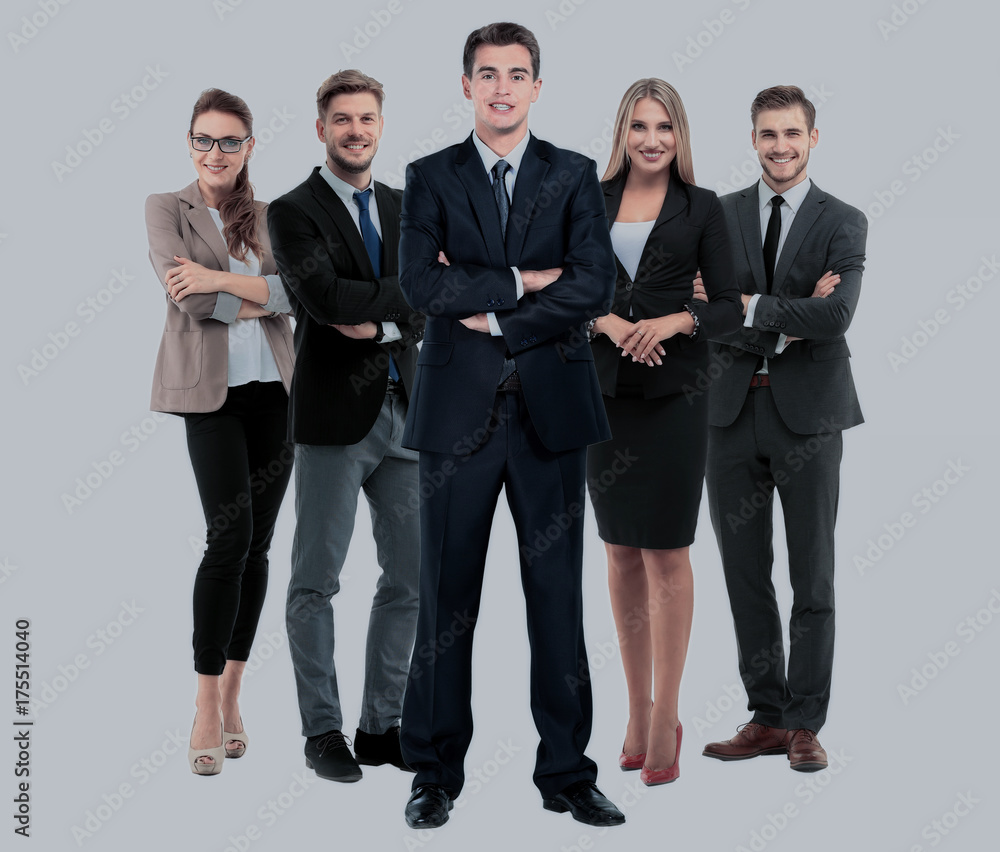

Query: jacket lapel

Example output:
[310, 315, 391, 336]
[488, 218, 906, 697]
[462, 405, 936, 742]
[602, 175, 688, 282]
[506, 134, 550, 263]
[178, 181, 231, 271]
[455, 134, 508, 269]
[306, 167, 374, 277]
[374, 182, 400, 275]
[771, 182, 826, 295]
[738, 185, 767, 294]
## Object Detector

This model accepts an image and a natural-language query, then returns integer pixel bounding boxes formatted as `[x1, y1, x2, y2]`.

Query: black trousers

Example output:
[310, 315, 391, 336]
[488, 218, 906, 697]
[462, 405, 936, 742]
[400, 390, 597, 798]
[183, 381, 293, 676]
[706, 386, 842, 732]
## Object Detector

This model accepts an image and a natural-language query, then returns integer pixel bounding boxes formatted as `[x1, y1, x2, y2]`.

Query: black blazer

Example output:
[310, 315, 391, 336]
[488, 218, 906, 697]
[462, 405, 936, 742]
[592, 176, 742, 398]
[267, 167, 423, 445]
[708, 181, 867, 434]
[399, 133, 615, 454]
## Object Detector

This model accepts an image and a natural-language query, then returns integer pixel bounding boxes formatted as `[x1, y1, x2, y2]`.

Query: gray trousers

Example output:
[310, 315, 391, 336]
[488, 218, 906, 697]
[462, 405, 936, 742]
[286, 390, 419, 737]
[706, 386, 843, 733]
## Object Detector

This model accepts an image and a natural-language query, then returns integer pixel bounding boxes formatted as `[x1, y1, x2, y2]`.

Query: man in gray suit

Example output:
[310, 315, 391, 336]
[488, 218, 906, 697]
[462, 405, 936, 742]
[698, 86, 867, 772]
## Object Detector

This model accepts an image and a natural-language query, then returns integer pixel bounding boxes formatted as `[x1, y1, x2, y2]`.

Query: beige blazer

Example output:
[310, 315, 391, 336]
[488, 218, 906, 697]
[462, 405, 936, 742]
[145, 180, 295, 413]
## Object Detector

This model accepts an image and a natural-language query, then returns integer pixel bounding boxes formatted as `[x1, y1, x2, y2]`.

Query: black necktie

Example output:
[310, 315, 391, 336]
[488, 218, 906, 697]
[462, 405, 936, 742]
[492, 159, 511, 237]
[762, 195, 784, 294]
[354, 189, 399, 382]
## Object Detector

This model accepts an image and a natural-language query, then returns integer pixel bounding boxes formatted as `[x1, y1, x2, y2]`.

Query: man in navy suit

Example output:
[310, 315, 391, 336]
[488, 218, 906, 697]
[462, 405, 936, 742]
[397, 22, 623, 829]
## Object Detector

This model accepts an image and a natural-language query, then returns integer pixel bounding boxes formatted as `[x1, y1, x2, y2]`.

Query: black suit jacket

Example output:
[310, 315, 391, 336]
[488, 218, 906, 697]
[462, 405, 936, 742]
[708, 180, 867, 434]
[268, 167, 423, 445]
[398, 133, 616, 455]
[593, 176, 742, 398]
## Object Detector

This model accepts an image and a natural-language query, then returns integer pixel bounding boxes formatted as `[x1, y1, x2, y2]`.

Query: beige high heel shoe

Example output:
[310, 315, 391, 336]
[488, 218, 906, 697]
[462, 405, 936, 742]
[224, 719, 249, 759]
[189, 716, 225, 776]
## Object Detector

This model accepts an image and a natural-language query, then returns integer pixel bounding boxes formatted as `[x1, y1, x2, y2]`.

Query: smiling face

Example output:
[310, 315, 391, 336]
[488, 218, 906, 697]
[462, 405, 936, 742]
[188, 110, 253, 203]
[752, 106, 818, 192]
[462, 43, 541, 154]
[625, 97, 676, 179]
[316, 91, 383, 188]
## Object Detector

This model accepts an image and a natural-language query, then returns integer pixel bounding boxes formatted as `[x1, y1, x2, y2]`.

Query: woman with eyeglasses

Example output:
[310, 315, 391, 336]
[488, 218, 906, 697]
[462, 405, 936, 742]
[145, 88, 295, 775]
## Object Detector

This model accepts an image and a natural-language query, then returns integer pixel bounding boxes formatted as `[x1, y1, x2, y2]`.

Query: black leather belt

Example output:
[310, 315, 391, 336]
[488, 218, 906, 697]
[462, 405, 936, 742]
[497, 370, 521, 392]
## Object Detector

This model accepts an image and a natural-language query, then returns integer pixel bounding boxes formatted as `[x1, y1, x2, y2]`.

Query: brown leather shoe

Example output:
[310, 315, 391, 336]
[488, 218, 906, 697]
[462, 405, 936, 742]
[702, 722, 788, 761]
[786, 729, 828, 772]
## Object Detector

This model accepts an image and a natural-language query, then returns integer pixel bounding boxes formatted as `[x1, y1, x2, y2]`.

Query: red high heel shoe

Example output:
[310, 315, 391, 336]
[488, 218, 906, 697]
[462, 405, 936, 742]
[640, 723, 682, 786]
[619, 749, 645, 771]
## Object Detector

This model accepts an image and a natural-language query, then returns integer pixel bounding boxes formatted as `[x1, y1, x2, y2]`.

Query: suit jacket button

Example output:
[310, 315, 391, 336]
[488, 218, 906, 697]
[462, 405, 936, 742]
[530, 336, 537, 343]
[625, 283, 633, 291]
[487, 299, 495, 307]
[521, 338, 529, 346]
[497, 298, 504, 306]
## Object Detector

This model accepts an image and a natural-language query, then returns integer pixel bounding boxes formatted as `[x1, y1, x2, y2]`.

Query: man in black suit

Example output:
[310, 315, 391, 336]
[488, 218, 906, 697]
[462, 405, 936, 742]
[699, 86, 867, 772]
[267, 70, 423, 783]
[397, 22, 623, 829]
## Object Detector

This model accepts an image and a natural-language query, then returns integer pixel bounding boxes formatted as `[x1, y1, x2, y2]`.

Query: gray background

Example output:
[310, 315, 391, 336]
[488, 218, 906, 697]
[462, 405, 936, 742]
[2, 0, 994, 849]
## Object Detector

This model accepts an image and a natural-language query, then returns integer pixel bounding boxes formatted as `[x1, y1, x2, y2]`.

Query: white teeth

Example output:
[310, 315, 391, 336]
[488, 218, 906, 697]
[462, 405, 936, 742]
[492, 104, 511, 110]
[642, 152, 661, 159]
[773, 158, 792, 163]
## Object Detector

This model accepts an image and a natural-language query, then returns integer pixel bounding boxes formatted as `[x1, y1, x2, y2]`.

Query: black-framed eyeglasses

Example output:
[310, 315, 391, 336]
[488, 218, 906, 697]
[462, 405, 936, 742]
[189, 135, 252, 153]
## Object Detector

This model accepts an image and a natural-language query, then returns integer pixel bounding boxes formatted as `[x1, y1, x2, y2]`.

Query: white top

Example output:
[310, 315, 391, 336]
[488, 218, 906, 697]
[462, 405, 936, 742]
[207, 207, 282, 387]
[610, 220, 655, 283]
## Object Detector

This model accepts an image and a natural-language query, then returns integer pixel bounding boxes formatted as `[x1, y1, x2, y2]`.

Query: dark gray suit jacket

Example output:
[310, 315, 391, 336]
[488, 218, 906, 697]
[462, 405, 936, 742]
[708, 180, 867, 435]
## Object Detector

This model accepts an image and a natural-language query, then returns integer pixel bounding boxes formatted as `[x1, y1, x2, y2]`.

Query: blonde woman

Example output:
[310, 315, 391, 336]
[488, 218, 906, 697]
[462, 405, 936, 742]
[588, 78, 741, 786]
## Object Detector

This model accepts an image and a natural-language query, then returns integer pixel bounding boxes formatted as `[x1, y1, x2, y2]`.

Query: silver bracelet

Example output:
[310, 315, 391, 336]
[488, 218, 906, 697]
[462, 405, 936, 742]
[683, 304, 700, 339]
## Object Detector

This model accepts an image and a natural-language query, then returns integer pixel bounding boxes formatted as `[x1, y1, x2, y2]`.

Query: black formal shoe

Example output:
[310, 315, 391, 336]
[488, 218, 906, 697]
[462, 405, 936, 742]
[354, 726, 415, 772]
[542, 780, 625, 827]
[404, 784, 453, 829]
[304, 731, 362, 783]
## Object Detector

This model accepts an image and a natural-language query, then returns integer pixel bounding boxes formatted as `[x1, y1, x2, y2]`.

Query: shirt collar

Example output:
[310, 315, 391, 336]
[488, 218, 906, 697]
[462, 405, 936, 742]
[319, 161, 374, 210]
[471, 130, 531, 178]
[757, 176, 811, 214]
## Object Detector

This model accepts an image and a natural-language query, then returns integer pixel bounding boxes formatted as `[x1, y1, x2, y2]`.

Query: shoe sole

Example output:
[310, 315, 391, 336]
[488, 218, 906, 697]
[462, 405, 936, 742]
[305, 759, 362, 783]
[789, 760, 827, 773]
[542, 799, 625, 827]
[702, 746, 787, 761]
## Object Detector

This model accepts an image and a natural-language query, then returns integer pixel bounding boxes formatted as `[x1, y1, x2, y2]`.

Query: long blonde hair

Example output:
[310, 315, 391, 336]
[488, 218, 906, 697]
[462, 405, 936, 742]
[602, 78, 695, 185]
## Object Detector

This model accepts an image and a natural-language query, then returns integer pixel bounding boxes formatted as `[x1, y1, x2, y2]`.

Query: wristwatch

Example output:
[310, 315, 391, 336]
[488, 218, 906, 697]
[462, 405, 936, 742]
[373, 324, 385, 343]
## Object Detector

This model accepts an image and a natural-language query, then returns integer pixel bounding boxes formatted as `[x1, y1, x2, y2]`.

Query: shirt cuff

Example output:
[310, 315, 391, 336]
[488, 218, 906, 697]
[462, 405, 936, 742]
[261, 274, 290, 314]
[381, 322, 402, 343]
[512, 267, 524, 300]
[774, 333, 788, 354]
[743, 293, 761, 328]
[487, 312, 502, 336]
[210, 291, 242, 324]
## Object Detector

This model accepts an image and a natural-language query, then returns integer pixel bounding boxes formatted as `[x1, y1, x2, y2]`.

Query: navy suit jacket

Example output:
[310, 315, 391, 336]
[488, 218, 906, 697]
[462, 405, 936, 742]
[399, 133, 616, 454]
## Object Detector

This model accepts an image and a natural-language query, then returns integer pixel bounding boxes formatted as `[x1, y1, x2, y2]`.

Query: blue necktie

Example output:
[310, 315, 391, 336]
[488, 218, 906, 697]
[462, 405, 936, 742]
[354, 188, 399, 382]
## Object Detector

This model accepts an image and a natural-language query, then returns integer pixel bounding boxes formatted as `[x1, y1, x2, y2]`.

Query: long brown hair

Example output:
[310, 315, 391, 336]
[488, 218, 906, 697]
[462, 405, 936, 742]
[189, 88, 262, 263]
[602, 78, 695, 186]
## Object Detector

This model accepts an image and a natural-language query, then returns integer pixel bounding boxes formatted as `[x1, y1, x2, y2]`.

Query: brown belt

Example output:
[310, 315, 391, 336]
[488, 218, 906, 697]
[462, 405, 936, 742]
[749, 374, 770, 388]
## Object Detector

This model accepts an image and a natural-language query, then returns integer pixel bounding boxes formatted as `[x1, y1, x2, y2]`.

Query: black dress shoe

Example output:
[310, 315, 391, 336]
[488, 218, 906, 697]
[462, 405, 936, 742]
[404, 784, 453, 829]
[542, 780, 625, 827]
[354, 726, 415, 772]
[304, 731, 362, 782]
